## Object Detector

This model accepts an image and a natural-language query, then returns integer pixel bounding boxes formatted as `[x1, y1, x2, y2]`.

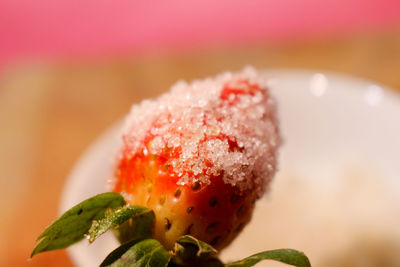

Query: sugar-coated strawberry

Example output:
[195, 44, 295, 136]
[112, 67, 280, 251]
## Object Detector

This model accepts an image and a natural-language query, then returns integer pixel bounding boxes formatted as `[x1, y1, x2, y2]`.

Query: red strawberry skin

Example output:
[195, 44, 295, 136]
[113, 70, 280, 251]
[114, 143, 257, 250]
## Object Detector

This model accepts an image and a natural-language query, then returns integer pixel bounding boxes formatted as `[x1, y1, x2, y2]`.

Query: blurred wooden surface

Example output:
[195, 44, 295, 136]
[1, 32, 400, 267]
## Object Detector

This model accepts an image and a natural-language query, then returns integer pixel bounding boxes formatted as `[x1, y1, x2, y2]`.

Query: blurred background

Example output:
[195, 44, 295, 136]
[1, 0, 400, 266]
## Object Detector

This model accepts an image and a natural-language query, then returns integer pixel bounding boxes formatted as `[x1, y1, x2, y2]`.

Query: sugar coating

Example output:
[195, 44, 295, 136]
[118, 67, 280, 197]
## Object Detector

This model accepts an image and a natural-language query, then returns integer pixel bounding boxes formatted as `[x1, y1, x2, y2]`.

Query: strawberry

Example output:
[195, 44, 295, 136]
[32, 69, 310, 267]
[112, 68, 280, 251]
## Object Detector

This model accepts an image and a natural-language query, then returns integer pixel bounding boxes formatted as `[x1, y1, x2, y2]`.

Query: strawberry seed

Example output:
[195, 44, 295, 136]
[234, 222, 244, 232]
[165, 218, 172, 230]
[159, 195, 166, 205]
[185, 224, 194, 235]
[191, 181, 200, 191]
[209, 196, 218, 207]
[174, 188, 182, 198]
[186, 206, 194, 214]
[206, 222, 219, 234]
[210, 236, 221, 246]
[147, 183, 153, 193]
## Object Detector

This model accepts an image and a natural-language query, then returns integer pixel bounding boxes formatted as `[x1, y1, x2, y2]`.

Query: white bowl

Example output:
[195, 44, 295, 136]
[60, 70, 400, 267]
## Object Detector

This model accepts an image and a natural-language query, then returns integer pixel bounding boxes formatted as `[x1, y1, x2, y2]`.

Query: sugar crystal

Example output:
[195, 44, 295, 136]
[118, 67, 280, 197]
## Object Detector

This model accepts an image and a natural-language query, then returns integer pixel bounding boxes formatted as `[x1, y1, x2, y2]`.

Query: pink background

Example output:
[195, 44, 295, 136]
[1, 0, 400, 69]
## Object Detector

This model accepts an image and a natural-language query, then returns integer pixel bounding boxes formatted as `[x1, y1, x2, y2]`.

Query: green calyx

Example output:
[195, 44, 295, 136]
[31, 192, 311, 267]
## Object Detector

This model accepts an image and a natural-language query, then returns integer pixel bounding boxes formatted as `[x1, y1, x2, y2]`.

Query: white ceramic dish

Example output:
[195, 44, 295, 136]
[60, 70, 400, 267]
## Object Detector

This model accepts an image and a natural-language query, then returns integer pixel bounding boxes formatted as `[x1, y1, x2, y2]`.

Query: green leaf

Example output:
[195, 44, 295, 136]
[100, 238, 144, 267]
[101, 239, 171, 267]
[88, 205, 154, 243]
[225, 249, 311, 267]
[175, 235, 217, 258]
[113, 206, 156, 244]
[171, 235, 218, 266]
[31, 192, 125, 257]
